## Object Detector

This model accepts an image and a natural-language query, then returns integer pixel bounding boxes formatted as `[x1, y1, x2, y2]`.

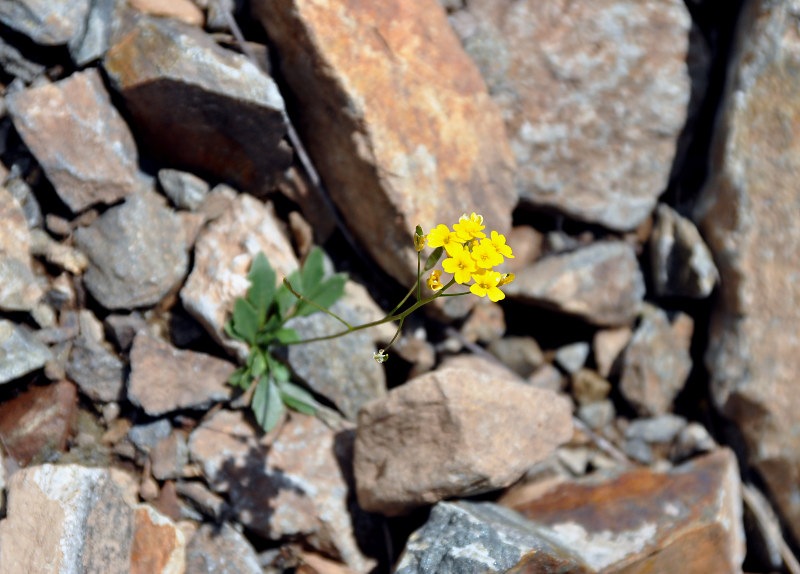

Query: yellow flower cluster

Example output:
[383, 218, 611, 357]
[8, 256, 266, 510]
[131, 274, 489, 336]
[423, 213, 515, 302]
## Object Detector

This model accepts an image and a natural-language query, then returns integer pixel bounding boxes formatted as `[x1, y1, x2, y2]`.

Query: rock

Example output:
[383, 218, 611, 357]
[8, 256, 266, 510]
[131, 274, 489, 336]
[128, 0, 204, 25]
[619, 305, 693, 416]
[487, 336, 544, 378]
[576, 399, 615, 432]
[693, 0, 800, 543]
[504, 225, 543, 273]
[624, 414, 688, 445]
[0, 33, 46, 82]
[354, 366, 573, 516]
[593, 326, 632, 378]
[175, 481, 228, 520]
[0, 186, 42, 311]
[128, 332, 235, 416]
[506, 449, 745, 573]
[158, 168, 210, 211]
[395, 501, 592, 574]
[284, 299, 386, 420]
[188, 410, 376, 572]
[554, 341, 590, 374]
[252, 0, 516, 286]
[151, 430, 189, 480]
[0, 464, 134, 573]
[70, 0, 128, 65]
[128, 418, 172, 453]
[131, 504, 186, 574]
[181, 193, 298, 354]
[104, 312, 148, 351]
[185, 522, 262, 574]
[0, 319, 52, 384]
[66, 310, 125, 402]
[7, 69, 143, 213]
[0, 380, 77, 465]
[104, 14, 291, 194]
[571, 369, 611, 406]
[460, 0, 690, 231]
[671, 422, 716, 462]
[74, 191, 188, 310]
[526, 363, 565, 393]
[29, 228, 89, 275]
[0, 0, 90, 45]
[460, 300, 506, 344]
[650, 204, 718, 298]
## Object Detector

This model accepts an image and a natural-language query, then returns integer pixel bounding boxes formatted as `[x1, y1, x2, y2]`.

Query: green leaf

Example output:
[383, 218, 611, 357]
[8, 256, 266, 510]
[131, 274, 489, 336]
[251, 352, 266, 378]
[276, 271, 302, 317]
[228, 366, 249, 389]
[246, 252, 276, 327]
[224, 319, 240, 342]
[278, 380, 318, 415]
[265, 354, 291, 382]
[272, 328, 300, 344]
[300, 247, 326, 294]
[252, 375, 285, 432]
[424, 246, 444, 271]
[232, 298, 258, 344]
[294, 272, 348, 317]
[415, 224, 423, 237]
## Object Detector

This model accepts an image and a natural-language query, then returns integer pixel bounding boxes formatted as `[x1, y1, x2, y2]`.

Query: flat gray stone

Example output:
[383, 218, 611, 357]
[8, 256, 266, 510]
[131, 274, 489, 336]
[0, 0, 90, 45]
[186, 522, 261, 574]
[158, 168, 210, 211]
[0, 319, 52, 384]
[66, 335, 125, 402]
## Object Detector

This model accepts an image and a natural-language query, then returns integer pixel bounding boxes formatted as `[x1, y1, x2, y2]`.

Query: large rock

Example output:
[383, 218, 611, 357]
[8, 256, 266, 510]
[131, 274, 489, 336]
[694, 0, 800, 543]
[0, 319, 52, 384]
[128, 332, 235, 416]
[252, 0, 516, 285]
[74, 191, 188, 310]
[504, 241, 645, 326]
[0, 464, 134, 574]
[354, 366, 573, 516]
[7, 69, 143, 213]
[459, 0, 690, 231]
[104, 14, 290, 194]
[0, 0, 90, 45]
[185, 522, 262, 574]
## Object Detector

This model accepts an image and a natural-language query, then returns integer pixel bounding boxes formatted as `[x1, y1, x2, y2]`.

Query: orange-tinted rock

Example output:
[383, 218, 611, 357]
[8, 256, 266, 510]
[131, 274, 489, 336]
[128, 0, 204, 25]
[694, 0, 800, 544]
[506, 449, 744, 573]
[0, 380, 77, 465]
[252, 0, 516, 286]
[131, 504, 186, 574]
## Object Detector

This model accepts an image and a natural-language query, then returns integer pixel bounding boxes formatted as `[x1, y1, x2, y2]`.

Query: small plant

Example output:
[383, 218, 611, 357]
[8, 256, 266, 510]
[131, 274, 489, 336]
[227, 214, 515, 431]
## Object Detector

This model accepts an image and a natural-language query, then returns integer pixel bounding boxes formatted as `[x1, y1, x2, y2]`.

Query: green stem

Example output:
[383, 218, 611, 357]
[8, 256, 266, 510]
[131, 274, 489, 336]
[282, 278, 352, 329]
[384, 315, 405, 351]
[416, 251, 421, 301]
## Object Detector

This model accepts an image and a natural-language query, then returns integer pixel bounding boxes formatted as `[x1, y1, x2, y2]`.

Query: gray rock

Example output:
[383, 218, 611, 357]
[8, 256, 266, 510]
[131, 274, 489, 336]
[103, 14, 290, 194]
[554, 341, 590, 374]
[0, 319, 52, 384]
[504, 241, 645, 326]
[526, 363, 564, 393]
[0, 0, 90, 45]
[0, 464, 133, 573]
[395, 501, 590, 574]
[650, 204, 718, 298]
[625, 414, 688, 444]
[158, 168, 210, 211]
[70, 0, 127, 65]
[623, 437, 654, 465]
[284, 299, 387, 420]
[672, 422, 717, 461]
[487, 336, 544, 378]
[127, 418, 171, 453]
[5, 176, 43, 228]
[74, 191, 188, 310]
[66, 335, 125, 402]
[0, 34, 46, 82]
[186, 522, 262, 574]
[150, 430, 188, 480]
[576, 399, 615, 431]
[103, 312, 147, 351]
[7, 68, 143, 213]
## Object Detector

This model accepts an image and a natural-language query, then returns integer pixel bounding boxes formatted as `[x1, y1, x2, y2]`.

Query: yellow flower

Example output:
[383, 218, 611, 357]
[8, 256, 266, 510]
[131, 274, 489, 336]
[442, 245, 477, 284]
[427, 270, 444, 291]
[453, 212, 486, 241]
[487, 231, 514, 258]
[470, 270, 505, 302]
[497, 273, 515, 287]
[427, 224, 464, 255]
[471, 240, 504, 269]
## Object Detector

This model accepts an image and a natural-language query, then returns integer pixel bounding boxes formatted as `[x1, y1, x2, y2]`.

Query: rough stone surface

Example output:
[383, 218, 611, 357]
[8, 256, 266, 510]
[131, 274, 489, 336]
[131, 504, 186, 574]
[185, 522, 262, 574]
[74, 191, 188, 310]
[650, 204, 718, 298]
[128, 0, 203, 25]
[554, 341, 590, 374]
[284, 299, 386, 420]
[459, 0, 691, 231]
[0, 464, 134, 574]
[0, 319, 52, 384]
[0, 186, 42, 311]
[66, 311, 125, 402]
[252, 0, 516, 286]
[354, 366, 573, 515]
[7, 68, 143, 213]
[624, 414, 687, 445]
[188, 410, 376, 572]
[0, 380, 77, 465]
[693, 0, 800, 543]
[0, 0, 90, 45]
[507, 449, 745, 573]
[128, 332, 235, 416]
[487, 336, 544, 378]
[571, 369, 611, 407]
[70, 0, 128, 65]
[181, 193, 298, 354]
[151, 430, 189, 481]
[158, 168, 210, 211]
[504, 241, 645, 326]
[619, 305, 693, 416]
[395, 501, 592, 574]
[128, 418, 172, 453]
[104, 14, 290, 194]
[593, 326, 632, 378]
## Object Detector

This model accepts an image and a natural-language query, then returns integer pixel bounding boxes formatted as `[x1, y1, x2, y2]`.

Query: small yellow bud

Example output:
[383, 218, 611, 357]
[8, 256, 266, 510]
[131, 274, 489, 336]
[414, 233, 426, 252]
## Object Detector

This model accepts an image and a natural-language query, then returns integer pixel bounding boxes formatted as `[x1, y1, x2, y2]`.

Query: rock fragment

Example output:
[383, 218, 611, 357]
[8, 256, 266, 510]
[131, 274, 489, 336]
[7, 69, 143, 213]
[0, 319, 52, 384]
[158, 168, 210, 211]
[185, 522, 262, 574]
[0, 0, 91, 45]
[130, 504, 186, 574]
[354, 366, 573, 515]
[0, 186, 42, 311]
[66, 310, 125, 402]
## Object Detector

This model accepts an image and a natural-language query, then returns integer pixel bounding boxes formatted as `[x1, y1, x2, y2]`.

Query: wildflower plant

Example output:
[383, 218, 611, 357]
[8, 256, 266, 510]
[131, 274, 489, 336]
[227, 214, 514, 432]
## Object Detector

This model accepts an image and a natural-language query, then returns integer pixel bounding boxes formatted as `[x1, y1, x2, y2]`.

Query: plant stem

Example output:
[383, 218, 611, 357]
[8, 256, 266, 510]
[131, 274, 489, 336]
[282, 279, 352, 329]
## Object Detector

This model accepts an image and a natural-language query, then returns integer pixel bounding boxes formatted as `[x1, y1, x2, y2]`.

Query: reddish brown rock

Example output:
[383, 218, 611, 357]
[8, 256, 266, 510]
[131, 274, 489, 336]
[252, 0, 516, 286]
[131, 504, 186, 574]
[0, 380, 77, 466]
[128, 332, 235, 416]
[6, 69, 143, 213]
[694, 0, 800, 543]
[506, 449, 744, 573]
[460, 0, 691, 231]
[354, 366, 573, 516]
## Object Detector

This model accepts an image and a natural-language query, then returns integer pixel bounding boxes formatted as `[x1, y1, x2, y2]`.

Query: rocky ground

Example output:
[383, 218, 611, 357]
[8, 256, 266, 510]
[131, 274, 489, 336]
[0, 0, 797, 573]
